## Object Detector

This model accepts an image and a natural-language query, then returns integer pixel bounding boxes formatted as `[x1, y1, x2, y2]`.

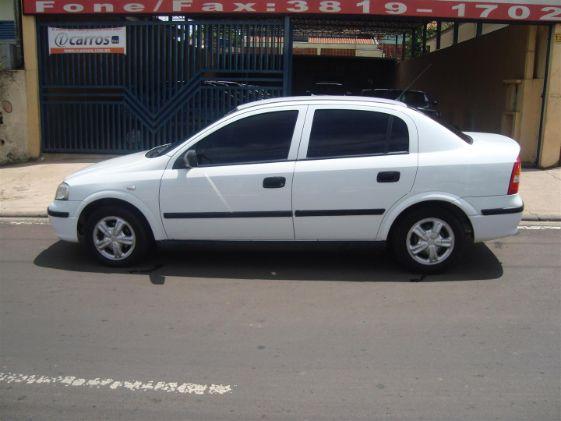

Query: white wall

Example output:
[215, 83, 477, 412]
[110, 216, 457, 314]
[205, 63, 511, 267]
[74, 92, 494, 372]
[0, 70, 29, 164]
[0, 0, 15, 20]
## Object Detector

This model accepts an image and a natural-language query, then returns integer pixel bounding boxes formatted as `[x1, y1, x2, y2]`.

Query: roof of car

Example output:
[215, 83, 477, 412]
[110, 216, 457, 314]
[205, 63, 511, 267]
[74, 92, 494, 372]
[236, 95, 407, 111]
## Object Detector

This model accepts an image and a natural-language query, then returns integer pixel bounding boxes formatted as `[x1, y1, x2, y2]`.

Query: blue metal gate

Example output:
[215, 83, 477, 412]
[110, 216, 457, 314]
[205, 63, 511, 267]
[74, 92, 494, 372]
[37, 18, 291, 153]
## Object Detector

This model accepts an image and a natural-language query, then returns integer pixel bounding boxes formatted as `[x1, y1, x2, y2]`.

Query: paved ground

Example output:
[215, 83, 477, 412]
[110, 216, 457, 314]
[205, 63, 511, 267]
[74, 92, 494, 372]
[0, 155, 108, 217]
[0, 219, 559, 420]
[1, 155, 560, 219]
[519, 168, 561, 220]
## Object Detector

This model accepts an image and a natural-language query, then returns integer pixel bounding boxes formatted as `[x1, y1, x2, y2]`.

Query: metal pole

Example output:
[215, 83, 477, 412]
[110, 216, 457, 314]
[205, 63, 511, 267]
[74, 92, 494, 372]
[436, 21, 441, 50]
[401, 32, 406, 61]
[476, 22, 483, 37]
[452, 22, 459, 45]
[283, 16, 292, 96]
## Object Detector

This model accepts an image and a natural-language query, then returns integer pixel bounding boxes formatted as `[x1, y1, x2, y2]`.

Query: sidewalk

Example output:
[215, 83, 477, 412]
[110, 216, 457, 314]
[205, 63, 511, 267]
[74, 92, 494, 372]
[1, 155, 560, 220]
[0, 155, 110, 217]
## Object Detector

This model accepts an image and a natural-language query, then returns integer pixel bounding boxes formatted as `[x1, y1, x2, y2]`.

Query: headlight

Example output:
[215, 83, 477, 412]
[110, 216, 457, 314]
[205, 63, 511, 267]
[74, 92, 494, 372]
[55, 182, 70, 200]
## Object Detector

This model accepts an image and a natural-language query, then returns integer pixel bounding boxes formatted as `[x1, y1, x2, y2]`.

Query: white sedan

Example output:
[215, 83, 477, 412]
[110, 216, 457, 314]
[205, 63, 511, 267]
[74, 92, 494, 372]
[48, 96, 523, 273]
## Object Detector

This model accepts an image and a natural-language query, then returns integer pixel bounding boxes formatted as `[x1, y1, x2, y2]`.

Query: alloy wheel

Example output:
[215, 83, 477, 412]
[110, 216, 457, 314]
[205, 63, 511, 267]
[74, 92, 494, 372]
[92, 216, 136, 261]
[406, 217, 455, 266]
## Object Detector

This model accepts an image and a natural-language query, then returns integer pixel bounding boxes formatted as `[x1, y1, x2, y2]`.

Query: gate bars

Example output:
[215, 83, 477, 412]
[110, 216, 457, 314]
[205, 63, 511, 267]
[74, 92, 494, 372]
[37, 18, 291, 153]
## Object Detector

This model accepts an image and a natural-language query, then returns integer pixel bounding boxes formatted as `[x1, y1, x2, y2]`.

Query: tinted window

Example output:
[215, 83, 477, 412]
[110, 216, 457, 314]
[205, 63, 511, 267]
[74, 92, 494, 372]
[193, 111, 298, 165]
[307, 110, 409, 159]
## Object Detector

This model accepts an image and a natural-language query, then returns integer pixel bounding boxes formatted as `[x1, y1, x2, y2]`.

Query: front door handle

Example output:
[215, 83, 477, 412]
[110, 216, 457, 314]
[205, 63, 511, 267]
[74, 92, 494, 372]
[377, 171, 400, 183]
[263, 177, 286, 189]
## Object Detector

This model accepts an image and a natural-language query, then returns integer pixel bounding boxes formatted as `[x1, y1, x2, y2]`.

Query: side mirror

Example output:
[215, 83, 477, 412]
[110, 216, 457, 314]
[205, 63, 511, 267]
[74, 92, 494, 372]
[432, 100, 439, 107]
[183, 149, 198, 168]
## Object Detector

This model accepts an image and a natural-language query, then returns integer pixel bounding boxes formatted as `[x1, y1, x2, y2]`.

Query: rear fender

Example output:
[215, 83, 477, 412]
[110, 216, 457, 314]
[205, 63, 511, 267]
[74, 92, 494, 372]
[376, 192, 478, 241]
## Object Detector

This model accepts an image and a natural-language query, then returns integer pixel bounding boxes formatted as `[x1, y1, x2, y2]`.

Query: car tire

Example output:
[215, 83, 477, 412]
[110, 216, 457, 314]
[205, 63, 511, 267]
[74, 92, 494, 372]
[83, 206, 153, 267]
[390, 207, 467, 274]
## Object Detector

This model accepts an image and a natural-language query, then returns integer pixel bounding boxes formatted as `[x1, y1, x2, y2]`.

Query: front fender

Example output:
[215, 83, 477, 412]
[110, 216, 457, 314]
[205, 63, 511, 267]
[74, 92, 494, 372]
[77, 190, 167, 241]
[376, 192, 478, 241]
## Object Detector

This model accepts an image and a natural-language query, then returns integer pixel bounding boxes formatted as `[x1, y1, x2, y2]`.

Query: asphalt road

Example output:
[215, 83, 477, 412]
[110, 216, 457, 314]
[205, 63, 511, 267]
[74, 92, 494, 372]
[1, 219, 560, 421]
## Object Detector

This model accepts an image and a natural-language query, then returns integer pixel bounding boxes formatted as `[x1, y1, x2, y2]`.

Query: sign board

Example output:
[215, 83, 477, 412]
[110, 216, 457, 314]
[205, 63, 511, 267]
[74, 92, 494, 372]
[48, 27, 126, 54]
[23, 1, 561, 22]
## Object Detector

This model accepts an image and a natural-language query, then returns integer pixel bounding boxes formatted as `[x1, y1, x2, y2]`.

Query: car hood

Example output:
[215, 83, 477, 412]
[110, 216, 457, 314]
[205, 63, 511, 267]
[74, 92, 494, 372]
[65, 151, 170, 184]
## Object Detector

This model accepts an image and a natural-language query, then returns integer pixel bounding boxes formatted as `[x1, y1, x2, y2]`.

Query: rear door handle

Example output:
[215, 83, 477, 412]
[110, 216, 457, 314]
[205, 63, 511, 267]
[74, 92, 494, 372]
[377, 171, 400, 183]
[263, 177, 286, 189]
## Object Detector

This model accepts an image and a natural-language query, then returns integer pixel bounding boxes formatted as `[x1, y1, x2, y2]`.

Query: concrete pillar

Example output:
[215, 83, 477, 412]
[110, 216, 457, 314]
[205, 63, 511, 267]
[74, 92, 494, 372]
[21, 15, 41, 158]
[539, 24, 561, 168]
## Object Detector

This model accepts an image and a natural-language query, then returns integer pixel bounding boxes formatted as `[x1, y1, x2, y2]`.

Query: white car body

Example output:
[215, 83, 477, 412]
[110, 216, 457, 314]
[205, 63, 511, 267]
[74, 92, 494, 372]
[48, 96, 523, 259]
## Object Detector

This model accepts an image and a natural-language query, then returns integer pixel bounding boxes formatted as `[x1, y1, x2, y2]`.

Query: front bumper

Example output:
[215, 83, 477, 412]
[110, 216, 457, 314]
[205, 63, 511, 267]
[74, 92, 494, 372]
[47, 200, 81, 243]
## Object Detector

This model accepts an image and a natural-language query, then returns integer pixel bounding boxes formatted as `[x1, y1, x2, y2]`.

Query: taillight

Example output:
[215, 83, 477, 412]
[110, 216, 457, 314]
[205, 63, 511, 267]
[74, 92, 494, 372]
[508, 156, 521, 195]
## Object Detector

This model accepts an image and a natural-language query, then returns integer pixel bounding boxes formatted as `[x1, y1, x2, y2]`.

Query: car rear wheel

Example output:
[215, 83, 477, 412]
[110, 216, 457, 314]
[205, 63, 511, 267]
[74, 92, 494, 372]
[83, 206, 153, 267]
[391, 207, 467, 273]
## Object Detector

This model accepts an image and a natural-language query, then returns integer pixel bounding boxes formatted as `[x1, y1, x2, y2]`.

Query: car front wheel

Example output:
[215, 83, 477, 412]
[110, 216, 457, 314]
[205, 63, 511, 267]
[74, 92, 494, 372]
[391, 208, 467, 273]
[83, 206, 153, 267]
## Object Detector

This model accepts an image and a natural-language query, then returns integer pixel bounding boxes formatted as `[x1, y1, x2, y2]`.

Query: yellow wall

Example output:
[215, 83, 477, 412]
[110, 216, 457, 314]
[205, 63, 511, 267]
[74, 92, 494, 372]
[21, 15, 41, 159]
[539, 24, 561, 168]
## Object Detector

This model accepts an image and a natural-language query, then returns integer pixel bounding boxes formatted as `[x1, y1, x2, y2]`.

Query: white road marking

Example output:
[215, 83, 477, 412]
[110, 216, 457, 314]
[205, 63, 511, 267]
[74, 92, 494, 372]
[0, 372, 234, 396]
[518, 225, 561, 230]
[0, 218, 50, 225]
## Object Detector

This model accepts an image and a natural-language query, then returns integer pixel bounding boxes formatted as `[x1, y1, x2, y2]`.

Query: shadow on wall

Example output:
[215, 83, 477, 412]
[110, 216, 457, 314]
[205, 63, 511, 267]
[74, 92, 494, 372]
[34, 241, 503, 285]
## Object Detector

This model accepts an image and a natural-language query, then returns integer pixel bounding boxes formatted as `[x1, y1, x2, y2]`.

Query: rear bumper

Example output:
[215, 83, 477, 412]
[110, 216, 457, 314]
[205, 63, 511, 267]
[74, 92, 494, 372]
[470, 211, 522, 242]
[465, 194, 524, 242]
[47, 201, 81, 243]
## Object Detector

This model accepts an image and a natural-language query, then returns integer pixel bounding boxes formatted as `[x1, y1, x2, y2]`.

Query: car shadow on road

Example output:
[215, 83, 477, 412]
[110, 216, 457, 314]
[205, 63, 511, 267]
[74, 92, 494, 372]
[34, 241, 503, 284]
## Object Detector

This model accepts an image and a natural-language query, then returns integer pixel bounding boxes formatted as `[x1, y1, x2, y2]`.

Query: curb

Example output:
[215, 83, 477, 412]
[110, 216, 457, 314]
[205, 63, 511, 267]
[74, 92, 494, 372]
[0, 212, 48, 218]
[1, 213, 561, 222]
[521, 215, 561, 222]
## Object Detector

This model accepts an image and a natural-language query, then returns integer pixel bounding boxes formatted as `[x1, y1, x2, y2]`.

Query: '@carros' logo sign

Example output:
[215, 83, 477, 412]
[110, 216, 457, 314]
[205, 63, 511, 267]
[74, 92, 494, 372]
[48, 27, 126, 54]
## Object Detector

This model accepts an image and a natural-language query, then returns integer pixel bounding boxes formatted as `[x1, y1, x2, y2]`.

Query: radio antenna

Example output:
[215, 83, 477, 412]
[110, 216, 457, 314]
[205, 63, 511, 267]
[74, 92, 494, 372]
[397, 63, 432, 101]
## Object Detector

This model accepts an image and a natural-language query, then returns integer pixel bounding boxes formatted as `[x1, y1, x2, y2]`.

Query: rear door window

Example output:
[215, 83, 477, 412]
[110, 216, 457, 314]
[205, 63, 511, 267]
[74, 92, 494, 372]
[306, 109, 409, 159]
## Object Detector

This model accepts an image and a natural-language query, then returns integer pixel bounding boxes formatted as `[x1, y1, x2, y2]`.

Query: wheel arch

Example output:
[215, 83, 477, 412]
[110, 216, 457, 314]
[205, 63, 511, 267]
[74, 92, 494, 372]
[76, 193, 165, 241]
[378, 194, 476, 242]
